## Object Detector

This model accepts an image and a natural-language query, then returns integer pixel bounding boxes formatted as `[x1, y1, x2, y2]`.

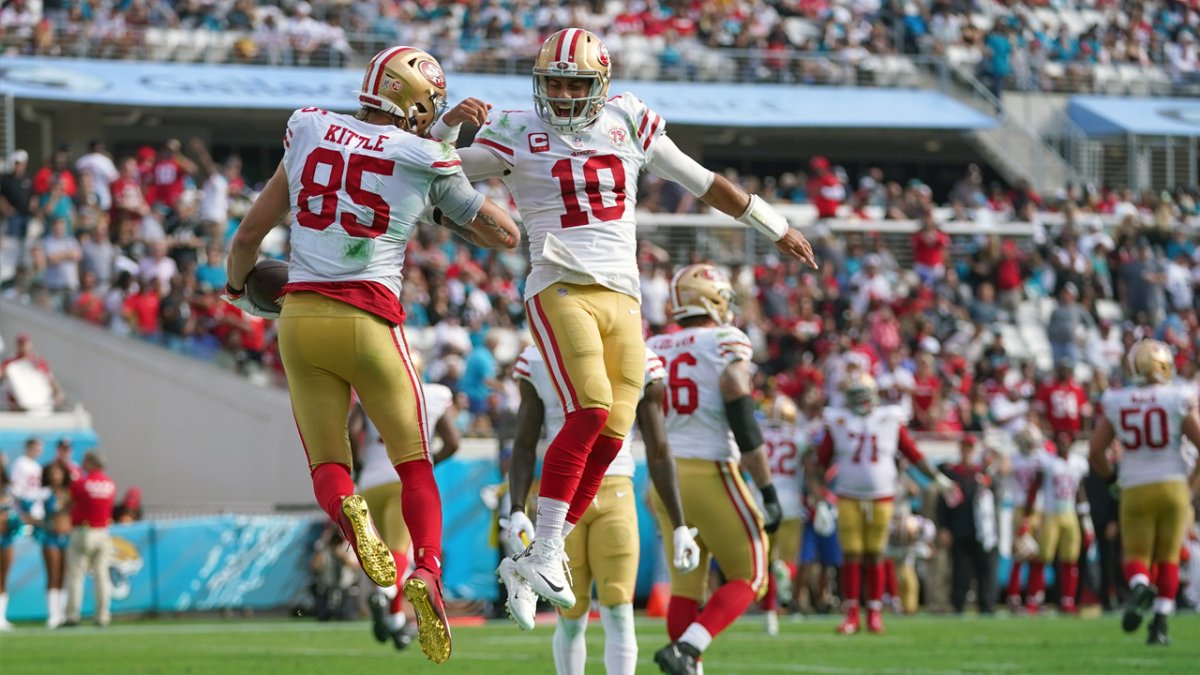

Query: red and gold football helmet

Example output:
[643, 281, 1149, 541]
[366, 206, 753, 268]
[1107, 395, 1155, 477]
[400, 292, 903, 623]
[357, 46, 448, 136]
[532, 28, 612, 132]
[1127, 339, 1175, 385]
[670, 264, 735, 325]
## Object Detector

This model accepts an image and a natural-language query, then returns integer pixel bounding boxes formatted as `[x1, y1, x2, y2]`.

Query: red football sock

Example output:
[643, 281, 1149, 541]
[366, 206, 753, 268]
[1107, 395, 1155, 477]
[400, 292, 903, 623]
[883, 559, 898, 599]
[394, 459, 442, 575]
[1007, 560, 1024, 598]
[537, 408, 609, 503]
[310, 463, 355, 524]
[667, 596, 700, 642]
[763, 572, 779, 611]
[566, 433, 624, 524]
[1149, 562, 1159, 582]
[1156, 563, 1180, 601]
[841, 561, 862, 608]
[390, 550, 409, 614]
[1123, 561, 1151, 586]
[697, 580, 757, 638]
[1058, 562, 1079, 609]
[866, 561, 884, 607]
[1027, 561, 1046, 603]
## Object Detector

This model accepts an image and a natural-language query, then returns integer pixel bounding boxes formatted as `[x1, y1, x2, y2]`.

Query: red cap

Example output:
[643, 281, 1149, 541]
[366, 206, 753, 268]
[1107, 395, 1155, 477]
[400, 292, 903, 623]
[123, 487, 142, 511]
[961, 434, 978, 445]
[15, 333, 30, 344]
[810, 156, 830, 171]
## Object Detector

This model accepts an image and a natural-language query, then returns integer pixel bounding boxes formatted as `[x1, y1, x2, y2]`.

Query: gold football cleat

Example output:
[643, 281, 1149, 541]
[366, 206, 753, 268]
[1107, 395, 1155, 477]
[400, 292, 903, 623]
[404, 570, 453, 664]
[340, 495, 396, 587]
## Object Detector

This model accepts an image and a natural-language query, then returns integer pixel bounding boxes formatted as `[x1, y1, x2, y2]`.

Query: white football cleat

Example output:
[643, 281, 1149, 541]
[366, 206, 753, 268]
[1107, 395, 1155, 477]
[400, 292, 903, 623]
[497, 556, 538, 631]
[513, 538, 575, 609]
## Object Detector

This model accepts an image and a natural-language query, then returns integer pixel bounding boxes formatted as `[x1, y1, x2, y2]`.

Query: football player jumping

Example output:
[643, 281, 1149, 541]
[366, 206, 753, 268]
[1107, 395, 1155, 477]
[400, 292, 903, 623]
[501, 345, 697, 675]
[815, 374, 958, 635]
[447, 28, 818, 611]
[223, 47, 519, 664]
[1089, 339, 1200, 645]
[645, 265, 784, 675]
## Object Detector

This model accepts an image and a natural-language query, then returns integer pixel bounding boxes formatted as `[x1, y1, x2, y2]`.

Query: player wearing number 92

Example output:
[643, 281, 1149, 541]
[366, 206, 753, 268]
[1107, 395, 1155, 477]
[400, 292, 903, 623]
[1089, 339, 1200, 646]
[443, 27, 818, 617]
[814, 373, 958, 636]
[643, 264, 785, 675]
[222, 46, 519, 665]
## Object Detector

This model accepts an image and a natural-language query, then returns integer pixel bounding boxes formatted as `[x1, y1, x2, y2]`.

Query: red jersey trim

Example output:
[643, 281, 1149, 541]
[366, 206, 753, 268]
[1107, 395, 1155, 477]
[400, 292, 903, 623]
[431, 160, 462, 169]
[282, 280, 407, 325]
[475, 138, 514, 157]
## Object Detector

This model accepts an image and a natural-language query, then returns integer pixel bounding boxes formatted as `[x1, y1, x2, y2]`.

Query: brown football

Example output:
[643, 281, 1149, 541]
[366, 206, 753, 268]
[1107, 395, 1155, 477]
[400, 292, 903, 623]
[245, 259, 288, 315]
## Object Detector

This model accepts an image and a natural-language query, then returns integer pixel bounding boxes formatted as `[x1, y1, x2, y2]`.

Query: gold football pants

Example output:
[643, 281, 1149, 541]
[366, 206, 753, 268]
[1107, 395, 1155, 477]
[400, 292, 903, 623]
[561, 476, 639, 619]
[1120, 480, 1192, 565]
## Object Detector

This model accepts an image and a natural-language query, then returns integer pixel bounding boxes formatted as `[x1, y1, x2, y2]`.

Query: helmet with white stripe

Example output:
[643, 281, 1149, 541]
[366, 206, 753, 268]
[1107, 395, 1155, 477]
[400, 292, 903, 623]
[533, 28, 612, 133]
[357, 46, 448, 136]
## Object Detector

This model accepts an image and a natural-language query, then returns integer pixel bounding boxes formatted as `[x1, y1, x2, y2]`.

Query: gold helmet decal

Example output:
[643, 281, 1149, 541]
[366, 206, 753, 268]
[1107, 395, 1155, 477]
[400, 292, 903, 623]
[357, 46, 448, 136]
[670, 264, 735, 324]
[532, 28, 612, 132]
[1128, 339, 1175, 385]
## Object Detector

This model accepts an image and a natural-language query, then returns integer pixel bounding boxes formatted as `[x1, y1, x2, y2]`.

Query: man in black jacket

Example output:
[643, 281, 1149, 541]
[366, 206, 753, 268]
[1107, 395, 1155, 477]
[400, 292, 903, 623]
[938, 435, 998, 614]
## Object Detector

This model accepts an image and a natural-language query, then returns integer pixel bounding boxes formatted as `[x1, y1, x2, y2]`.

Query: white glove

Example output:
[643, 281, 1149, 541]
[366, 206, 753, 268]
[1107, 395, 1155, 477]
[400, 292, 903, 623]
[221, 284, 280, 320]
[813, 500, 837, 537]
[504, 510, 535, 553]
[673, 527, 701, 574]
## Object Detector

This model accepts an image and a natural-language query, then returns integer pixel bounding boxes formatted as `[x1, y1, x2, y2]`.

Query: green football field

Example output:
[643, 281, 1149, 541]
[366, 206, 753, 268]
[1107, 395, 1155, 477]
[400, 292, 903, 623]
[2, 613, 1198, 674]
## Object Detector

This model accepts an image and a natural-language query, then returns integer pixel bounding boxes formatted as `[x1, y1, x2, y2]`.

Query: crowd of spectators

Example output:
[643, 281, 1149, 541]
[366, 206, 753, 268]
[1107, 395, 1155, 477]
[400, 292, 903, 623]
[1, 1, 1196, 92]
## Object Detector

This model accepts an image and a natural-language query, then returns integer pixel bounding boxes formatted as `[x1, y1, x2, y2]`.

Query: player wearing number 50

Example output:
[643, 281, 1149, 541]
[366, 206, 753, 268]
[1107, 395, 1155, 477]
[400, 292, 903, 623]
[1089, 339, 1200, 646]
[449, 28, 818, 614]
[222, 47, 519, 664]
[814, 375, 958, 636]
[645, 265, 784, 675]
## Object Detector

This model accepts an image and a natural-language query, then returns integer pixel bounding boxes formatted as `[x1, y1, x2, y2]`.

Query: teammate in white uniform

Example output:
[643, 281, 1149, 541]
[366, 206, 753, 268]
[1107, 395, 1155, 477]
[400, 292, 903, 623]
[1090, 339, 1200, 645]
[1022, 430, 1091, 614]
[447, 28, 817, 614]
[222, 46, 518, 665]
[1002, 427, 1047, 610]
[500, 345, 697, 675]
[815, 374, 956, 635]
[759, 396, 806, 635]
[646, 264, 784, 675]
[353, 352, 459, 652]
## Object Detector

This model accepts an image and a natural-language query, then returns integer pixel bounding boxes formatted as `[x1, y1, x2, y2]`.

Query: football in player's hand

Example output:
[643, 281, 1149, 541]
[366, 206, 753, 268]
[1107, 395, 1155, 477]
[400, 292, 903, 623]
[246, 259, 288, 315]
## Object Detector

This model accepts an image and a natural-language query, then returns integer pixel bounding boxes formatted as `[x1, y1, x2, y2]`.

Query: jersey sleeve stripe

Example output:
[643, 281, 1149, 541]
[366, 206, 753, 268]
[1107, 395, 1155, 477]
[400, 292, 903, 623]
[475, 137, 514, 157]
[431, 160, 462, 169]
[637, 111, 651, 138]
[642, 115, 662, 150]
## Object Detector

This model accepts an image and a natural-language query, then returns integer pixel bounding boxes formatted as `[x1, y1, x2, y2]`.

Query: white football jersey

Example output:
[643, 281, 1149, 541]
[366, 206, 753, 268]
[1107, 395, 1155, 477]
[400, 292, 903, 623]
[1007, 451, 1043, 510]
[763, 423, 807, 520]
[473, 94, 666, 301]
[822, 405, 912, 500]
[646, 325, 754, 463]
[1036, 452, 1088, 514]
[282, 108, 465, 297]
[1101, 384, 1197, 489]
[357, 383, 453, 492]
[514, 344, 665, 478]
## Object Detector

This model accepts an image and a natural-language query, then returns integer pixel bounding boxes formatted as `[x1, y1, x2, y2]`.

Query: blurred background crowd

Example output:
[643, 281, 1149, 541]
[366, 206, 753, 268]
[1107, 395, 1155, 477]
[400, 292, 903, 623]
[1, 1, 1197, 91]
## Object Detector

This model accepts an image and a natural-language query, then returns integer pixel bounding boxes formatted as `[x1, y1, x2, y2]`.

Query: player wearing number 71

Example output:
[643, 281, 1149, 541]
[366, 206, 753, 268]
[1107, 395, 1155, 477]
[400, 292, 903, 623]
[438, 27, 819, 621]
[222, 46, 519, 664]
[813, 373, 959, 636]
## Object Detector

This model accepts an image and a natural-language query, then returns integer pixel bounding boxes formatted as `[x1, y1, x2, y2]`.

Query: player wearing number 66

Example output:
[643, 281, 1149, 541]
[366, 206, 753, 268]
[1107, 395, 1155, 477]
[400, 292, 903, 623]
[442, 28, 819, 628]
[223, 46, 519, 665]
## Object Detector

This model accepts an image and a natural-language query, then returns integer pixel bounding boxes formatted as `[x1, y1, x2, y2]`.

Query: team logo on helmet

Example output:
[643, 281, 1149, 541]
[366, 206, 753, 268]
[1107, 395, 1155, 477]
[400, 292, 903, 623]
[419, 60, 445, 89]
[598, 44, 610, 67]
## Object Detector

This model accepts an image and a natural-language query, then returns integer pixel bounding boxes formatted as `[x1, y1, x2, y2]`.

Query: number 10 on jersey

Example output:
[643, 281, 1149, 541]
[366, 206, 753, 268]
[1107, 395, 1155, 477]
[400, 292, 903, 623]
[551, 155, 627, 228]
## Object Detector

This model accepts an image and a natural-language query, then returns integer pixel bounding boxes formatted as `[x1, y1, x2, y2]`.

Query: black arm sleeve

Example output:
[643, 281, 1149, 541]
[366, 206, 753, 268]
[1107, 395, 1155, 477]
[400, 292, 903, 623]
[725, 395, 764, 454]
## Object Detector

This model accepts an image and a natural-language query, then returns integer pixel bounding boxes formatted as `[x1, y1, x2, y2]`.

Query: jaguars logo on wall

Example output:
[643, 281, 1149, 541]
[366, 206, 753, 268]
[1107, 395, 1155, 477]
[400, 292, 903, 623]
[108, 536, 144, 601]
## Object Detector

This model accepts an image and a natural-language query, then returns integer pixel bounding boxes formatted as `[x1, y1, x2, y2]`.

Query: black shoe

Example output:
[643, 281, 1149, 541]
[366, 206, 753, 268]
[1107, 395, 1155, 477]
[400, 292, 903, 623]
[59, 620, 79, 629]
[654, 642, 699, 675]
[391, 621, 417, 651]
[1146, 614, 1169, 646]
[369, 592, 389, 643]
[1122, 583, 1155, 633]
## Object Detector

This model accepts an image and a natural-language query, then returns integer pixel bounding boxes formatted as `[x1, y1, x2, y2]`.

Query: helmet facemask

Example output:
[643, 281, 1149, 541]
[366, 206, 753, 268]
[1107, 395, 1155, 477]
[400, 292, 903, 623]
[532, 29, 611, 134]
[533, 74, 606, 133]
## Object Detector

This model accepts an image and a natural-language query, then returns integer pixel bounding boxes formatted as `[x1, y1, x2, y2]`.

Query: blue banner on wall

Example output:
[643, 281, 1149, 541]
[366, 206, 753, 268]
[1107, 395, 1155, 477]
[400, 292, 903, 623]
[0, 56, 995, 130]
